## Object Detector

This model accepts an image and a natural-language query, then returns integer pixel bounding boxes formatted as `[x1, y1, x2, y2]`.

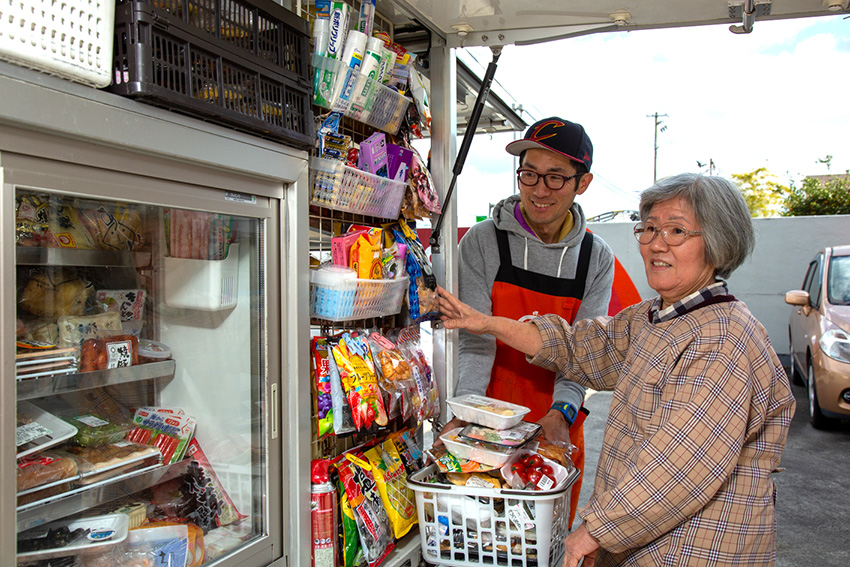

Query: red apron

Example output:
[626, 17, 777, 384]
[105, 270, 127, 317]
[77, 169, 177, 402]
[486, 228, 592, 529]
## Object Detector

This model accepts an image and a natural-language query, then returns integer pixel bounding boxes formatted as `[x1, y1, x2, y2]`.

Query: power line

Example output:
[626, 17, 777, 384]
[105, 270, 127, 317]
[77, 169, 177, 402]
[647, 112, 668, 183]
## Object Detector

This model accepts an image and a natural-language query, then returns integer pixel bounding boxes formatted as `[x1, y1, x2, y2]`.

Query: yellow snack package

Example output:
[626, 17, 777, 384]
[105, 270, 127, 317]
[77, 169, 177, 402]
[349, 234, 383, 279]
[364, 440, 417, 539]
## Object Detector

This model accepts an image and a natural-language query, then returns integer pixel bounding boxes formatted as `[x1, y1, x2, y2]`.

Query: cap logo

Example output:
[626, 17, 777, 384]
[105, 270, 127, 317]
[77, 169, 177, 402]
[527, 119, 566, 143]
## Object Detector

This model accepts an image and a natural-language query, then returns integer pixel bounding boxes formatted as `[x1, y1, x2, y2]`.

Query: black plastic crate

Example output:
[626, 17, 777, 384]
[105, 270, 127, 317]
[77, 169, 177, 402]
[110, 0, 313, 148]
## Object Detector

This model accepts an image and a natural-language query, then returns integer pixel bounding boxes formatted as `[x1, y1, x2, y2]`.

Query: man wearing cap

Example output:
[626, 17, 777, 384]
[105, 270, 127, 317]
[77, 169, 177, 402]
[443, 117, 615, 528]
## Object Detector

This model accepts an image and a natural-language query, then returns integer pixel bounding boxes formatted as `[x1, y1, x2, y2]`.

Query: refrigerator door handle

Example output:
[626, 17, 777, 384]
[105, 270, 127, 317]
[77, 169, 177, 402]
[271, 383, 279, 439]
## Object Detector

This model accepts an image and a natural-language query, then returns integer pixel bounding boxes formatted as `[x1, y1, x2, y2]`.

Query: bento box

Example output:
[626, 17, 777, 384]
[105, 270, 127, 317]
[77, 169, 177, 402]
[446, 395, 530, 430]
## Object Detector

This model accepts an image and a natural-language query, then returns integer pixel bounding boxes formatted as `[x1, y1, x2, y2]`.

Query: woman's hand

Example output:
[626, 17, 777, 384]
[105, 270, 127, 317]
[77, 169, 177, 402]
[436, 286, 544, 356]
[436, 286, 493, 335]
[562, 523, 600, 567]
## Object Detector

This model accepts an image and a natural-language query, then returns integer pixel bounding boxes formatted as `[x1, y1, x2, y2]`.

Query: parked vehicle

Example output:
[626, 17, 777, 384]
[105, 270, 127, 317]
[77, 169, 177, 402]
[785, 245, 850, 428]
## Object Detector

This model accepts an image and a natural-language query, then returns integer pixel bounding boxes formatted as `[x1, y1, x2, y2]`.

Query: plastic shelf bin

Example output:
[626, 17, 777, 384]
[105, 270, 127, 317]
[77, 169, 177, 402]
[0, 0, 116, 87]
[408, 464, 580, 567]
[109, 0, 313, 148]
[164, 244, 239, 311]
[311, 274, 409, 322]
[313, 54, 411, 135]
[310, 156, 407, 219]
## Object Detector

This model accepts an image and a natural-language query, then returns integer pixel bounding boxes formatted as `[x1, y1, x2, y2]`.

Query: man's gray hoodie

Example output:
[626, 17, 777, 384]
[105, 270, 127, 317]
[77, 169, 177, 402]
[455, 194, 616, 412]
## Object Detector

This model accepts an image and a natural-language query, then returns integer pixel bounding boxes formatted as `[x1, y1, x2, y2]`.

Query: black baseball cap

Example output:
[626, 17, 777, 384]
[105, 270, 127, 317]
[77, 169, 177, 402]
[506, 117, 593, 171]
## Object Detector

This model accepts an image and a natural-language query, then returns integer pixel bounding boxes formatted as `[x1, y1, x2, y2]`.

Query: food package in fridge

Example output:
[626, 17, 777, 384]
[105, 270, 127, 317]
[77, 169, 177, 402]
[18, 268, 95, 318]
[16, 513, 130, 561]
[57, 311, 123, 349]
[79, 202, 145, 251]
[16, 401, 78, 459]
[79, 335, 140, 371]
[126, 407, 196, 464]
[16, 450, 79, 493]
[96, 289, 146, 322]
[61, 414, 133, 448]
[183, 438, 248, 529]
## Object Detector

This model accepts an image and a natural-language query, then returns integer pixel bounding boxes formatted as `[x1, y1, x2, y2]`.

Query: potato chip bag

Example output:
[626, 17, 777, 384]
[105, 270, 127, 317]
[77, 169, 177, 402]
[364, 440, 417, 539]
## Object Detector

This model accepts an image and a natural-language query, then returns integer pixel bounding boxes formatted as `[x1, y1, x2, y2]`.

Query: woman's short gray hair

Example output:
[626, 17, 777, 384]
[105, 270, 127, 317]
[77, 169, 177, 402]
[639, 173, 754, 279]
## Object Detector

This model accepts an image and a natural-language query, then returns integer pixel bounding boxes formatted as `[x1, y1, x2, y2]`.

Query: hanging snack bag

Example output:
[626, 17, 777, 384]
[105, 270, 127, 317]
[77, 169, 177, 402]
[336, 454, 395, 567]
[409, 146, 441, 214]
[311, 337, 335, 440]
[366, 331, 415, 422]
[389, 221, 438, 322]
[331, 332, 388, 430]
[329, 457, 364, 567]
[325, 336, 356, 436]
[364, 440, 417, 539]
[389, 428, 424, 474]
[396, 326, 439, 421]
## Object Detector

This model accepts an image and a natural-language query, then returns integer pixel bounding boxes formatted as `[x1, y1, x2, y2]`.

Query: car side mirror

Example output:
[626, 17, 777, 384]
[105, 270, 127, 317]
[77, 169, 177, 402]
[785, 290, 810, 306]
[785, 290, 812, 315]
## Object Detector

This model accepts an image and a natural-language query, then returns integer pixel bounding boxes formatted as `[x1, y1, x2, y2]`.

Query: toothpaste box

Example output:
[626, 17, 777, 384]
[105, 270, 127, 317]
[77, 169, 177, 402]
[386, 143, 414, 183]
[358, 131, 389, 177]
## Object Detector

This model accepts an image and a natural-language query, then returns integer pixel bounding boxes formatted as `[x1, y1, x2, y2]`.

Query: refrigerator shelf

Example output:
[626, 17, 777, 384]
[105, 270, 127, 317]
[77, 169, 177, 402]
[16, 459, 190, 532]
[17, 360, 177, 401]
[16, 247, 152, 268]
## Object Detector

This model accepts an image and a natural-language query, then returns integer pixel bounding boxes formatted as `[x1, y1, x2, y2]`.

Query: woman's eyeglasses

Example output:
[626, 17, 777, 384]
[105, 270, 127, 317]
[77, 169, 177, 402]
[633, 222, 702, 246]
[516, 168, 581, 191]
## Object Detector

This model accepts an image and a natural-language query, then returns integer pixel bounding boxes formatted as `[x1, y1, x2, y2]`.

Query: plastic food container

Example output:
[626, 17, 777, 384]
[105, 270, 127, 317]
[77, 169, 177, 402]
[16, 401, 78, 460]
[440, 427, 514, 468]
[61, 415, 132, 448]
[408, 463, 580, 567]
[459, 422, 541, 451]
[447, 395, 530, 430]
[499, 449, 572, 491]
[138, 339, 172, 364]
[17, 513, 130, 560]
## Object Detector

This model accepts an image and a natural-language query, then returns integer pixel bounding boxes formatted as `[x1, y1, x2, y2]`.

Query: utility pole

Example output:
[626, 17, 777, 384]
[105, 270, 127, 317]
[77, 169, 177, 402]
[647, 112, 667, 183]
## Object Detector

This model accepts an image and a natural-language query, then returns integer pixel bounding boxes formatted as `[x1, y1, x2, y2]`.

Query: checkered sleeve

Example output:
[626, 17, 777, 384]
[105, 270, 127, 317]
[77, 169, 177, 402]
[580, 304, 794, 555]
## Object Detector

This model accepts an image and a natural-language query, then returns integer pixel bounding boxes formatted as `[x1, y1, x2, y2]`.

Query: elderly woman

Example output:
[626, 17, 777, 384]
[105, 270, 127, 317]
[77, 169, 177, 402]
[437, 173, 795, 567]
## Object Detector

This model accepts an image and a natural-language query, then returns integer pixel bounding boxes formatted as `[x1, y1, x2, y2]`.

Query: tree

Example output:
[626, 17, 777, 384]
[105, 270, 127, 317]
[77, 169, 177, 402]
[782, 174, 850, 216]
[730, 168, 789, 217]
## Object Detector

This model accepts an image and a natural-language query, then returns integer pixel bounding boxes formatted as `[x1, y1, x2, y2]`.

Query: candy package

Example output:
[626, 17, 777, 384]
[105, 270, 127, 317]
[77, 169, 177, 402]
[330, 332, 388, 431]
[311, 337, 335, 440]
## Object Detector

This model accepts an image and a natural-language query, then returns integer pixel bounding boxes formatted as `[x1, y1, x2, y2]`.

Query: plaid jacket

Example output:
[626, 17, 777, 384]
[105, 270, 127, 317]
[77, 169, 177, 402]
[528, 291, 795, 566]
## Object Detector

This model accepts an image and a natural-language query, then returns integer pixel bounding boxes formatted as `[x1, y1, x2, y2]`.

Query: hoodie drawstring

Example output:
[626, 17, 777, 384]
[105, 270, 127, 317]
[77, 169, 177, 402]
[523, 237, 529, 270]
[557, 246, 569, 277]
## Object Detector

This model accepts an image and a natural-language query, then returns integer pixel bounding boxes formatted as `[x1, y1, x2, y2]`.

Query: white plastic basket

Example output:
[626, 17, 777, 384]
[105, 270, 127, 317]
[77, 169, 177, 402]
[310, 275, 409, 322]
[310, 156, 407, 219]
[0, 0, 115, 87]
[408, 463, 580, 567]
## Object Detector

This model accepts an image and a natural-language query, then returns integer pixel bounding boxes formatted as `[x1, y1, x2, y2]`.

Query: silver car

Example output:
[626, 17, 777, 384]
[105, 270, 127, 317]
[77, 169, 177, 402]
[785, 245, 850, 428]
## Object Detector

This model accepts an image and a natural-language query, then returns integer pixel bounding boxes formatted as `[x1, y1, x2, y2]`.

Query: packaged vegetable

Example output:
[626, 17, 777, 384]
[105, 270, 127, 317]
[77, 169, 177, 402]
[61, 414, 131, 448]
[364, 440, 417, 539]
[336, 454, 395, 567]
[311, 337, 335, 440]
[330, 332, 388, 430]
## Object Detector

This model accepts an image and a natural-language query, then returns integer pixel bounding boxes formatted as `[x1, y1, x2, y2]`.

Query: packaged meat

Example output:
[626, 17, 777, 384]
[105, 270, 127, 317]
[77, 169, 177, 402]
[79, 335, 139, 371]
[16, 451, 79, 492]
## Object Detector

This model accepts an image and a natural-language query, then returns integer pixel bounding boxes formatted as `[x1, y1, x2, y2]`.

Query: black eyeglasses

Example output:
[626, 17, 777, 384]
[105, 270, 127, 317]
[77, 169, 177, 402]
[633, 222, 703, 246]
[516, 168, 581, 191]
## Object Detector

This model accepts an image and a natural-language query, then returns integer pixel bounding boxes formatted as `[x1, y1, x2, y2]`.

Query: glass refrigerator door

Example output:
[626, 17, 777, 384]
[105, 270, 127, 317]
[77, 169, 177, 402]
[12, 182, 276, 566]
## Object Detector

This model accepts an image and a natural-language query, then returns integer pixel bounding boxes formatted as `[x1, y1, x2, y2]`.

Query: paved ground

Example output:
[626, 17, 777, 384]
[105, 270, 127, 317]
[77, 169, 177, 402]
[577, 377, 850, 566]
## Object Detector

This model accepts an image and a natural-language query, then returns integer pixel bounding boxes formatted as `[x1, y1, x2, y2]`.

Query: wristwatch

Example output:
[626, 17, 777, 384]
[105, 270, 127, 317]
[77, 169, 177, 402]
[551, 401, 578, 426]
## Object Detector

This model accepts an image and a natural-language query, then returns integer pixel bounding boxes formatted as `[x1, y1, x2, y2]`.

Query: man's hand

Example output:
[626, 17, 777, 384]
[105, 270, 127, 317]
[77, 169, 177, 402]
[562, 522, 600, 567]
[432, 417, 470, 447]
[538, 409, 571, 444]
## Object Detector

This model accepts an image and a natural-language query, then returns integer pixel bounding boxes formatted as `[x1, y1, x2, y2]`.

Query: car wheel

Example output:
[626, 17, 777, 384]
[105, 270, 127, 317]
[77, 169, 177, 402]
[807, 360, 832, 430]
[788, 332, 804, 386]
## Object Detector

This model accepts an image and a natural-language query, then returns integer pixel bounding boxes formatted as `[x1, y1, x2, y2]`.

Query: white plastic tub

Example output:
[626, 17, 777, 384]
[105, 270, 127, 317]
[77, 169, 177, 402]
[447, 395, 530, 430]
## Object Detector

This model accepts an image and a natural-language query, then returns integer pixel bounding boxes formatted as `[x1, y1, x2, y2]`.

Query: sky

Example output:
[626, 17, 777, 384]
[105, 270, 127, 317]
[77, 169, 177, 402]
[414, 14, 850, 227]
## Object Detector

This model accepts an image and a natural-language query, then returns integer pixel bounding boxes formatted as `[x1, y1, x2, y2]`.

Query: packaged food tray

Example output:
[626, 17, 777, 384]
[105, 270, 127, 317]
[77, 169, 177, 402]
[311, 273, 409, 322]
[310, 156, 407, 219]
[313, 54, 412, 135]
[0, 0, 115, 87]
[109, 0, 313, 148]
[17, 513, 130, 560]
[447, 394, 531, 430]
[408, 463, 580, 567]
[441, 427, 515, 468]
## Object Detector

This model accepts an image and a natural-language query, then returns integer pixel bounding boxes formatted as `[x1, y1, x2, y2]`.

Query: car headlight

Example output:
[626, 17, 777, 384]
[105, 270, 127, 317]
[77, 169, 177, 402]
[818, 328, 850, 364]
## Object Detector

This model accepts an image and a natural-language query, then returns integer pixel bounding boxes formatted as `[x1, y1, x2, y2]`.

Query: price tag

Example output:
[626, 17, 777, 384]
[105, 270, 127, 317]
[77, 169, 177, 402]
[536, 474, 555, 491]
[507, 504, 534, 531]
[16, 422, 52, 446]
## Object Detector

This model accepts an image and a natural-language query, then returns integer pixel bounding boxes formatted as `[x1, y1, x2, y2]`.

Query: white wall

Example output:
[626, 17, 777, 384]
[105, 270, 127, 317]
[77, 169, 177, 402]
[588, 215, 850, 356]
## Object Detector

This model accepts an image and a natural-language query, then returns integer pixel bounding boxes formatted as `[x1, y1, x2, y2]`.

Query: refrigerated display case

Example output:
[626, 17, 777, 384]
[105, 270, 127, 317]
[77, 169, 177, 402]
[0, 57, 310, 566]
